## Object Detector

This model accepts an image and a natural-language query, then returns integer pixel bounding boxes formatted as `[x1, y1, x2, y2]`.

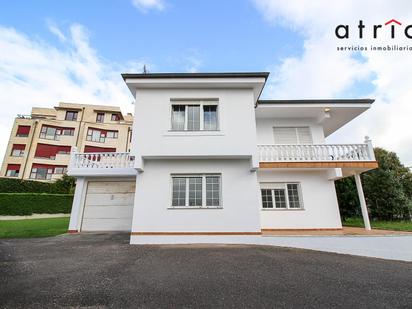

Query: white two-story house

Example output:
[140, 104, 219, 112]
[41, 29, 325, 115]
[67, 72, 378, 244]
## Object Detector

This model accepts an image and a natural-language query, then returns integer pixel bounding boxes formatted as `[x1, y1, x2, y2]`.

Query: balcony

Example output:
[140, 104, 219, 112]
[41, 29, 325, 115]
[68, 148, 136, 177]
[258, 137, 378, 169]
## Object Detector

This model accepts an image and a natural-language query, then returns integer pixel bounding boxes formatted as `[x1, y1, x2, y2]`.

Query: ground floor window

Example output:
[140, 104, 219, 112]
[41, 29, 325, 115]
[171, 174, 221, 208]
[29, 165, 67, 180]
[260, 183, 303, 209]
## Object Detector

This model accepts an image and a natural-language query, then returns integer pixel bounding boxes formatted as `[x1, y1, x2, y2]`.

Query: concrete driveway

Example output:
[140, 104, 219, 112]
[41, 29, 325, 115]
[1, 233, 411, 309]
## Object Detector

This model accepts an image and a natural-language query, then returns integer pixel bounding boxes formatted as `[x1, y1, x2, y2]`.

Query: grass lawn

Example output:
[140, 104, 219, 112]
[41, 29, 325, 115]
[343, 217, 412, 232]
[0, 217, 69, 239]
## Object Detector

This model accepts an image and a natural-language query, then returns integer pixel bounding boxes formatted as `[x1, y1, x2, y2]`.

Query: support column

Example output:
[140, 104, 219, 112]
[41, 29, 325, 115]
[68, 177, 86, 233]
[354, 173, 371, 230]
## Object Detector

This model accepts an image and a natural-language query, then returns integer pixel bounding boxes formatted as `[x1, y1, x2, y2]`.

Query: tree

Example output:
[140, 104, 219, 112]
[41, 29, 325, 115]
[335, 147, 412, 221]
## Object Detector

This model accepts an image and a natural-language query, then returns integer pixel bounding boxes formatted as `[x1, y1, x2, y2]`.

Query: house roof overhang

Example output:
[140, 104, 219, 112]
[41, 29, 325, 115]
[122, 72, 269, 104]
[255, 99, 375, 137]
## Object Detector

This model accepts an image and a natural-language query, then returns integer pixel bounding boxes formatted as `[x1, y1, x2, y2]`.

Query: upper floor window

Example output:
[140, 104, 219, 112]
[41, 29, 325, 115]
[16, 125, 31, 137]
[11, 144, 25, 157]
[86, 128, 118, 143]
[6, 164, 20, 177]
[40, 125, 74, 140]
[35, 144, 71, 160]
[260, 183, 303, 210]
[65, 111, 78, 121]
[273, 127, 312, 144]
[111, 113, 121, 121]
[171, 101, 219, 131]
[96, 113, 105, 123]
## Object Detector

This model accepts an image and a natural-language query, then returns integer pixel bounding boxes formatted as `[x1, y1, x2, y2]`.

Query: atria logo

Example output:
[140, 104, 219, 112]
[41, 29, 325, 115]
[335, 19, 412, 39]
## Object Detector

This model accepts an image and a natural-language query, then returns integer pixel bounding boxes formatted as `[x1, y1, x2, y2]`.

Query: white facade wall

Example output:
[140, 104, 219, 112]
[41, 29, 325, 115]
[258, 170, 342, 229]
[256, 118, 325, 145]
[131, 88, 259, 169]
[130, 159, 261, 234]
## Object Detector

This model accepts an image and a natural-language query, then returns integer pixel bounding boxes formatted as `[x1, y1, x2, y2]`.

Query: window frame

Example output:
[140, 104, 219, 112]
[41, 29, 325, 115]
[65, 111, 78, 121]
[6, 169, 19, 177]
[260, 183, 304, 210]
[96, 113, 105, 123]
[111, 113, 121, 121]
[170, 174, 222, 209]
[30, 167, 53, 180]
[273, 126, 313, 145]
[170, 100, 219, 132]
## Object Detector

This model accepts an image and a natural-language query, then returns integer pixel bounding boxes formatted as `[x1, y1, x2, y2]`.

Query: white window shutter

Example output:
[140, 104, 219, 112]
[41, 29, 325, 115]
[296, 127, 313, 144]
[273, 127, 313, 144]
[273, 127, 298, 144]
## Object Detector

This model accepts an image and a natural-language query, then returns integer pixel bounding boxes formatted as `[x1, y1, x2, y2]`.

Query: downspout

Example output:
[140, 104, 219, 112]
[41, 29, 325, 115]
[21, 120, 38, 179]
[75, 107, 85, 151]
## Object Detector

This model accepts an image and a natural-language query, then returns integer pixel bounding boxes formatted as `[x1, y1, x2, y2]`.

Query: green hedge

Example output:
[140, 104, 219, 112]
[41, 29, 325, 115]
[0, 176, 75, 194]
[0, 193, 73, 216]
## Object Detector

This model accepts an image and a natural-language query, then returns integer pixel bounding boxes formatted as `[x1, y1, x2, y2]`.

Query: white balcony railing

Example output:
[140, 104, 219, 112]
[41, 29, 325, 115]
[258, 137, 376, 162]
[69, 148, 135, 170]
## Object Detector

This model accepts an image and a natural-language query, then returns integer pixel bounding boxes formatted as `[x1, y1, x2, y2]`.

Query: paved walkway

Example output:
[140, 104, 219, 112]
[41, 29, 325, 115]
[260, 234, 412, 262]
[1, 233, 411, 308]
[263, 227, 412, 236]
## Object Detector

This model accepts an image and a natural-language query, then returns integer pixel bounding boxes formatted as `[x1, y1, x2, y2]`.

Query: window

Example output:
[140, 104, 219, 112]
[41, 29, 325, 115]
[203, 105, 218, 130]
[206, 176, 220, 206]
[171, 101, 218, 131]
[54, 167, 67, 174]
[16, 125, 31, 137]
[11, 144, 25, 157]
[40, 125, 74, 140]
[273, 127, 313, 144]
[35, 144, 71, 159]
[171, 105, 185, 130]
[106, 131, 118, 139]
[65, 111, 78, 121]
[188, 177, 202, 206]
[287, 184, 301, 209]
[30, 167, 53, 180]
[86, 128, 118, 142]
[111, 113, 121, 121]
[187, 105, 200, 131]
[171, 174, 221, 208]
[260, 183, 303, 209]
[96, 113, 105, 123]
[6, 164, 20, 177]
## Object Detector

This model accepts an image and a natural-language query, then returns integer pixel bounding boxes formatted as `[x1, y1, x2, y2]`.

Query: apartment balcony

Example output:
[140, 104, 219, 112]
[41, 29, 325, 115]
[258, 137, 378, 170]
[68, 148, 136, 177]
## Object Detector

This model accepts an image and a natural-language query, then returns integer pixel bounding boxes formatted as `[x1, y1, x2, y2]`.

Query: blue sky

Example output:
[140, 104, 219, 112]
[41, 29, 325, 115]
[0, 0, 410, 165]
[0, 0, 304, 75]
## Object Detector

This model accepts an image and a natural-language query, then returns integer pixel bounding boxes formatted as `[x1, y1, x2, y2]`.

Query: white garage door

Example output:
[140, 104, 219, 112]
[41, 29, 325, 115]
[81, 181, 135, 231]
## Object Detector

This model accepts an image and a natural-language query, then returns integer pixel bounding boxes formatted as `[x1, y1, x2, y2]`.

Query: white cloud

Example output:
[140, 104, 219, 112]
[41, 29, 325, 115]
[0, 23, 146, 162]
[46, 20, 66, 42]
[131, 0, 165, 13]
[253, 0, 412, 166]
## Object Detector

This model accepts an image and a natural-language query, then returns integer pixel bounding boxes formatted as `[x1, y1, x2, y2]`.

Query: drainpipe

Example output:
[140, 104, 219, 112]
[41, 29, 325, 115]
[75, 107, 85, 151]
[354, 173, 371, 230]
[21, 120, 38, 179]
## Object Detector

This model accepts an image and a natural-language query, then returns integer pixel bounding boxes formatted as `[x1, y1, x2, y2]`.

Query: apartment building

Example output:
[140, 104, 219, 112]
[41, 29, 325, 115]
[67, 72, 378, 244]
[1, 102, 133, 181]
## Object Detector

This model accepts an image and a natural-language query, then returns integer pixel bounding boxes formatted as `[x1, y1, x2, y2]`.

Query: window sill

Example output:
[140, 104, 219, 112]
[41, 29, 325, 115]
[261, 208, 305, 211]
[168, 206, 223, 210]
[164, 131, 224, 137]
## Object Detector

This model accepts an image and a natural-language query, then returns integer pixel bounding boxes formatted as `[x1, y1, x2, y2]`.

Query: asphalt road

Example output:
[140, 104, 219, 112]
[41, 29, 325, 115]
[1, 233, 411, 308]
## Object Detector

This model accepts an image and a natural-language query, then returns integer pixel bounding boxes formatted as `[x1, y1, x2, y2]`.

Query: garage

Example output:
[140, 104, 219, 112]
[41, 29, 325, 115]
[81, 180, 135, 231]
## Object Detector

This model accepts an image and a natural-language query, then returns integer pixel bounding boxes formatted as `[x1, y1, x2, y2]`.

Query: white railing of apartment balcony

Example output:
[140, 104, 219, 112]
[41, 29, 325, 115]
[69, 148, 135, 169]
[258, 137, 375, 162]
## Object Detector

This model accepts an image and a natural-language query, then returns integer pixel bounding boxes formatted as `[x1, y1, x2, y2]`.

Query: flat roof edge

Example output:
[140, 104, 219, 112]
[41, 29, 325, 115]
[122, 72, 270, 81]
[258, 99, 375, 105]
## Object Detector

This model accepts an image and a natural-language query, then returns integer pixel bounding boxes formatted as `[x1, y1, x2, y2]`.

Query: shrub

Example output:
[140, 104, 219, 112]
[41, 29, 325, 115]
[0, 175, 76, 194]
[0, 193, 73, 216]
